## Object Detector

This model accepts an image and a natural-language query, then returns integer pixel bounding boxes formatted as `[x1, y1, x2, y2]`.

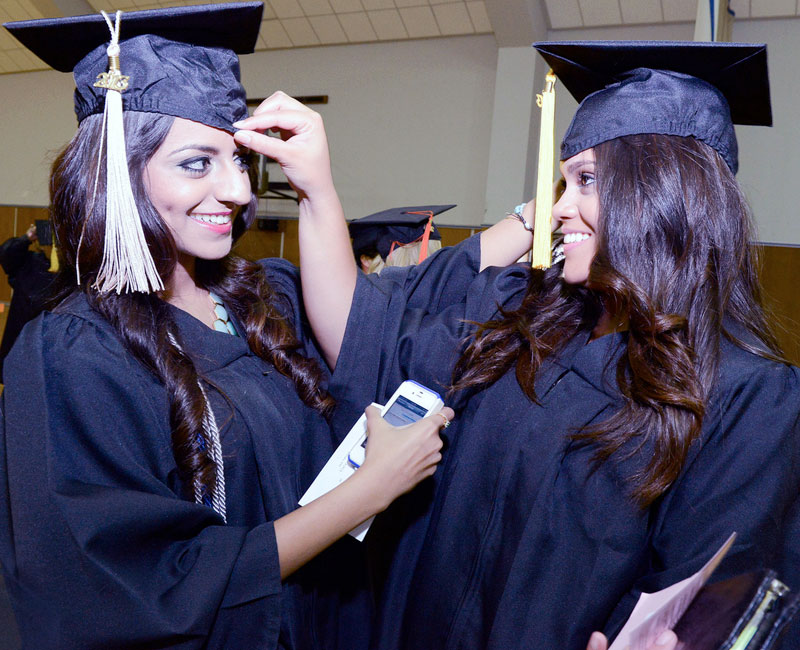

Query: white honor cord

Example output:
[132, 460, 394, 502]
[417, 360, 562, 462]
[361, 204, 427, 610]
[167, 331, 227, 523]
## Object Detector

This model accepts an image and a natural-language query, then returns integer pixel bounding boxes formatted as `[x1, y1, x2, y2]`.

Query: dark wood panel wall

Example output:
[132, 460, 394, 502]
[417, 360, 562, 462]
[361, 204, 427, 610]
[1, 206, 797, 364]
[759, 244, 800, 365]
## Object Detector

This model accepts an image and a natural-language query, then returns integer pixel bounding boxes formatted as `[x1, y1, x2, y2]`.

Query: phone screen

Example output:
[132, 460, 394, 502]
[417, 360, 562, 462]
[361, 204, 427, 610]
[383, 395, 430, 426]
[357, 395, 429, 452]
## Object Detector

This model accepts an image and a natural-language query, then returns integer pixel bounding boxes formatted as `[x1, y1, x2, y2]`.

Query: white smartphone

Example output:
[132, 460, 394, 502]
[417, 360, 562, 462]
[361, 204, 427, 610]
[347, 380, 444, 469]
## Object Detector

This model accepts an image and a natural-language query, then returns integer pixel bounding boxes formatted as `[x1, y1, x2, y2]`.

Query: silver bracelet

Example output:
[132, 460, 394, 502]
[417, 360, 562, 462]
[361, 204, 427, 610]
[506, 203, 533, 232]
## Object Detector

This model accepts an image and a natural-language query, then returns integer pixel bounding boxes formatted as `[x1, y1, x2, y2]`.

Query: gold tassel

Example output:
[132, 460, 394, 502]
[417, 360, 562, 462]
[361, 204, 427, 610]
[48, 243, 59, 272]
[531, 70, 557, 270]
[91, 11, 163, 294]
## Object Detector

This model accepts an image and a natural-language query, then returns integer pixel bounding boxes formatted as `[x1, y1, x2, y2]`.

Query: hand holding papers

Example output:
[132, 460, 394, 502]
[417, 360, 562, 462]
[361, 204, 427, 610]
[610, 533, 799, 650]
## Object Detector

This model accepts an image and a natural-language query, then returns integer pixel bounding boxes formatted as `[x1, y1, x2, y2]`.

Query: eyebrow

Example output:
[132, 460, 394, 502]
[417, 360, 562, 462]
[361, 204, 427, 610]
[168, 144, 220, 156]
[565, 158, 595, 175]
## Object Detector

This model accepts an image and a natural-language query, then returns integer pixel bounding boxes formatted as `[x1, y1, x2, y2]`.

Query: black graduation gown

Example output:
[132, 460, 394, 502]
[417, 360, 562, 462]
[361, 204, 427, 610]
[329, 236, 800, 650]
[0, 259, 370, 650]
[0, 236, 53, 379]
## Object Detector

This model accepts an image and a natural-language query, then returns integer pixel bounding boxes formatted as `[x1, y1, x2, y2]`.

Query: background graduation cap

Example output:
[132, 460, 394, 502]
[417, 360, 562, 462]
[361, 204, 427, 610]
[4, 2, 264, 295]
[348, 205, 455, 264]
[526, 40, 771, 269]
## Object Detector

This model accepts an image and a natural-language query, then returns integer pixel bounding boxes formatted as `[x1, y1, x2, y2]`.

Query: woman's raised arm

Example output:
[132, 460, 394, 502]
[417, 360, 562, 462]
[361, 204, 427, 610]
[234, 92, 355, 368]
[234, 95, 543, 367]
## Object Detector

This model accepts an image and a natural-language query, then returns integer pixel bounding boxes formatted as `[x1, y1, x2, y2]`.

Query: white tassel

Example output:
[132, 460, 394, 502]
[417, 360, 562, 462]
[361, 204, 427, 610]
[92, 11, 163, 294]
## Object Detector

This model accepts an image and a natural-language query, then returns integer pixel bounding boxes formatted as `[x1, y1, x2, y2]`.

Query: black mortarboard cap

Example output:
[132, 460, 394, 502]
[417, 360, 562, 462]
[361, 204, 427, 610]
[533, 41, 772, 174]
[348, 205, 454, 260]
[4, 1, 264, 132]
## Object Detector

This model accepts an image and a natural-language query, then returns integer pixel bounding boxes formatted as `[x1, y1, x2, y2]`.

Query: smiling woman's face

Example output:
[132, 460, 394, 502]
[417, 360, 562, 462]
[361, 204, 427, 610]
[144, 117, 252, 262]
[553, 148, 599, 285]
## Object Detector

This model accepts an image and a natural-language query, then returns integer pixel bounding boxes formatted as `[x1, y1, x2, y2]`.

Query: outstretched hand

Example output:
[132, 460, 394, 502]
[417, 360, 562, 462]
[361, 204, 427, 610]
[233, 91, 335, 203]
[358, 405, 453, 511]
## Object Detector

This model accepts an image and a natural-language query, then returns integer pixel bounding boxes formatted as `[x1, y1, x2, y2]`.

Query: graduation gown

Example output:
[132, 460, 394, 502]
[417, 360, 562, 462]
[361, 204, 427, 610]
[0, 259, 370, 650]
[329, 235, 800, 650]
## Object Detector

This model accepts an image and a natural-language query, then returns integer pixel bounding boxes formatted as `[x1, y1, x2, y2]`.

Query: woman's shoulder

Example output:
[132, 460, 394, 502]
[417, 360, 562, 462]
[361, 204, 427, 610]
[718, 335, 800, 380]
[257, 256, 298, 280]
[256, 257, 302, 310]
[478, 261, 532, 305]
[714, 336, 800, 410]
[16, 292, 131, 366]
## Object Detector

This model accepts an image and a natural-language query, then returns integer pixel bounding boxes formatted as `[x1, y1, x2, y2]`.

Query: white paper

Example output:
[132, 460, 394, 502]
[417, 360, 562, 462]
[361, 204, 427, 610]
[298, 404, 382, 541]
[609, 532, 737, 650]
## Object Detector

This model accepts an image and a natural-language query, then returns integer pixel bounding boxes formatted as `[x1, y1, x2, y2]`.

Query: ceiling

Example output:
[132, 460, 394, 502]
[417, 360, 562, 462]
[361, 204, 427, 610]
[0, 0, 797, 74]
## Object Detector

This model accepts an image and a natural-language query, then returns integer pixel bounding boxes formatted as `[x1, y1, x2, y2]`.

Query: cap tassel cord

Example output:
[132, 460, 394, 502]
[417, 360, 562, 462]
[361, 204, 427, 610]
[405, 210, 435, 263]
[532, 70, 557, 270]
[48, 242, 59, 272]
[93, 10, 163, 294]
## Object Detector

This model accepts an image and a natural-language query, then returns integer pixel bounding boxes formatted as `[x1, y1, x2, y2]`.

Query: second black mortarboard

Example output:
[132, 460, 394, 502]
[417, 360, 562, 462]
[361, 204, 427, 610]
[348, 205, 455, 263]
[533, 40, 772, 175]
[524, 40, 772, 271]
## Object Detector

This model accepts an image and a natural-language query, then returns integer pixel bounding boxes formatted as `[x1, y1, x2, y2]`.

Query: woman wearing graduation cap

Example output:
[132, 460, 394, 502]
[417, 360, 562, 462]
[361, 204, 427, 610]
[282, 41, 800, 648]
[0, 3, 453, 648]
[348, 206, 452, 274]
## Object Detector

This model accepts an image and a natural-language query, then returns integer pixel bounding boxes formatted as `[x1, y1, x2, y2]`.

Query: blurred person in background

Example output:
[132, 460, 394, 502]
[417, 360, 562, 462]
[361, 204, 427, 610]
[0, 221, 55, 378]
[348, 205, 453, 274]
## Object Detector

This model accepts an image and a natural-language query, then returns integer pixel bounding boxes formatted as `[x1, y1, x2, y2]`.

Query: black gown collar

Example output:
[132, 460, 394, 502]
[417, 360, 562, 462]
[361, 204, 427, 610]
[551, 329, 627, 398]
[55, 292, 251, 374]
[167, 301, 250, 373]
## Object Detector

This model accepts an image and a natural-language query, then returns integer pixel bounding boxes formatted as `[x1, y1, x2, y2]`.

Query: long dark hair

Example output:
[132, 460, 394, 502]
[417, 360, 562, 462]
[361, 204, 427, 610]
[50, 111, 334, 508]
[453, 134, 783, 508]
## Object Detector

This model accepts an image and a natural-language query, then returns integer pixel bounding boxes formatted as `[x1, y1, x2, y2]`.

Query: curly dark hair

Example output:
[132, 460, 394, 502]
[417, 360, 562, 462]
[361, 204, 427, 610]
[49, 111, 334, 508]
[452, 134, 783, 508]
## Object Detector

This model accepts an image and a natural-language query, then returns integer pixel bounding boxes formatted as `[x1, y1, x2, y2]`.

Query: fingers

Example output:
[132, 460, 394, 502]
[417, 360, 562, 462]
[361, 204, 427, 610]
[431, 407, 455, 430]
[585, 630, 677, 650]
[235, 107, 319, 138]
[249, 90, 307, 116]
[653, 630, 678, 649]
[233, 107, 322, 160]
[232, 94, 330, 198]
[363, 405, 382, 433]
[587, 632, 607, 650]
[233, 129, 289, 160]
[362, 404, 448, 462]
[233, 90, 322, 143]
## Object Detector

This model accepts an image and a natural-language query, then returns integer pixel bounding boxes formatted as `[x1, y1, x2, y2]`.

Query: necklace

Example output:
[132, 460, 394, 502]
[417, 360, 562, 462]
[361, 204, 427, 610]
[209, 291, 238, 336]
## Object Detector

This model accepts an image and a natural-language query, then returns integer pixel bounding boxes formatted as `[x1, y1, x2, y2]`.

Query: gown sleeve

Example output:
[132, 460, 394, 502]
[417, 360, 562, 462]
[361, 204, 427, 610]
[260, 257, 326, 363]
[328, 235, 530, 432]
[0, 311, 284, 649]
[604, 355, 800, 641]
[375, 233, 482, 313]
